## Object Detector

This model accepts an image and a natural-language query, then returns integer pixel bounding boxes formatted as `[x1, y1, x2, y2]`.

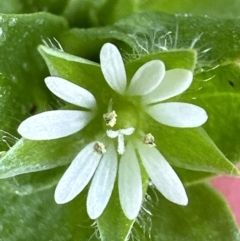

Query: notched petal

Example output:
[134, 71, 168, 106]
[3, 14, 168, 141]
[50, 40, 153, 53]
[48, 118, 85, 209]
[146, 102, 208, 128]
[143, 69, 193, 104]
[137, 141, 188, 206]
[45, 77, 97, 110]
[100, 43, 127, 94]
[118, 143, 142, 219]
[87, 144, 118, 219]
[54, 142, 102, 204]
[18, 110, 94, 140]
[127, 60, 165, 96]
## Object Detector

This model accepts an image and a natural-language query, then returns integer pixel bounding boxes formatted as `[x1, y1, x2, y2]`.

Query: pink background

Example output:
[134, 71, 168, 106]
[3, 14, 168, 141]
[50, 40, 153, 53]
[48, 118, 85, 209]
[211, 175, 240, 226]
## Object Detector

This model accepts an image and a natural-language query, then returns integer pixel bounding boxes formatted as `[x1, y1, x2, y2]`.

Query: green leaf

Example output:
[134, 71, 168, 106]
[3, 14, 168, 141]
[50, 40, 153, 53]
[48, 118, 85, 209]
[96, 0, 138, 25]
[185, 63, 240, 163]
[59, 26, 136, 60]
[114, 11, 240, 64]
[132, 183, 240, 241]
[0, 13, 67, 151]
[20, 0, 68, 14]
[140, 0, 240, 18]
[60, 11, 240, 65]
[0, 186, 97, 241]
[0, 0, 22, 13]
[63, 0, 138, 27]
[153, 124, 239, 175]
[0, 0, 68, 14]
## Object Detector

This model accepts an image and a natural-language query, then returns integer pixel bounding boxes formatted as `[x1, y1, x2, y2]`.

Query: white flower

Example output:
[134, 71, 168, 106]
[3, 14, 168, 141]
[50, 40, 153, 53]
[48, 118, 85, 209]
[17, 42, 208, 221]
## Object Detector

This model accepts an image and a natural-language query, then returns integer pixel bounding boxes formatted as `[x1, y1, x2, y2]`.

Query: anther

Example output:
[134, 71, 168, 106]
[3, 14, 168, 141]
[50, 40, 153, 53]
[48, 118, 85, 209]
[142, 133, 156, 146]
[103, 110, 117, 127]
[93, 142, 106, 154]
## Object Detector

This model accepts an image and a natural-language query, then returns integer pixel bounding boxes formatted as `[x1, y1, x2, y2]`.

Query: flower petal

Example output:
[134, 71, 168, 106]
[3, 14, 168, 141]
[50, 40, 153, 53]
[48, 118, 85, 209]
[18, 110, 94, 140]
[118, 143, 142, 219]
[87, 143, 118, 219]
[146, 102, 208, 128]
[45, 77, 97, 110]
[54, 142, 102, 204]
[100, 43, 127, 94]
[126, 60, 165, 96]
[143, 69, 193, 104]
[137, 142, 188, 205]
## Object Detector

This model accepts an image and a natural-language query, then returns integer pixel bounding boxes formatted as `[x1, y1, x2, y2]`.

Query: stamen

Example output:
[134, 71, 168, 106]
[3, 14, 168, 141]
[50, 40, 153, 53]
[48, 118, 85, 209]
[103, 110, 117, 127]
[142, 133, 156, 146]
[93, 142, 106, 154]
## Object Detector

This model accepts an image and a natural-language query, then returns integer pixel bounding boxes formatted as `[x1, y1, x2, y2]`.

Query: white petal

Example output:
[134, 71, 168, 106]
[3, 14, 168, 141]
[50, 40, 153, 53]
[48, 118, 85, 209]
[126, 60, 165, 96]
[87, 143, 118, 219]
[137, 142, 188, 205]
[143, 69, 193, 104]
[54, 142, 102, 204]
[100, 43, 127, 94]
[118, 143, 142, 219]
[146, 102, 208, 128]
[45, 77, 97, 110]
[18, 110, 94, 140]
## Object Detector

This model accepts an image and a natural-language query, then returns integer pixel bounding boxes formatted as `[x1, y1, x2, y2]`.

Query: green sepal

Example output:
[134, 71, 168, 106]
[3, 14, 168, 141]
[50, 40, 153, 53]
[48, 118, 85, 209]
[153, 124, 239, 175]
[0, 166, 66, 195]
[97, 163, 149, 241]
[186, 63, 240, 163]
[0, 132, 91, 178]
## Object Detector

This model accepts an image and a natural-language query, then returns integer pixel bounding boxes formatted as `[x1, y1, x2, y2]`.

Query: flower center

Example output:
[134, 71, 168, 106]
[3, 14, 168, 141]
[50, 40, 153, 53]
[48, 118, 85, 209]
[102, 99, 145, 154]
[103, 99, 139, 130]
